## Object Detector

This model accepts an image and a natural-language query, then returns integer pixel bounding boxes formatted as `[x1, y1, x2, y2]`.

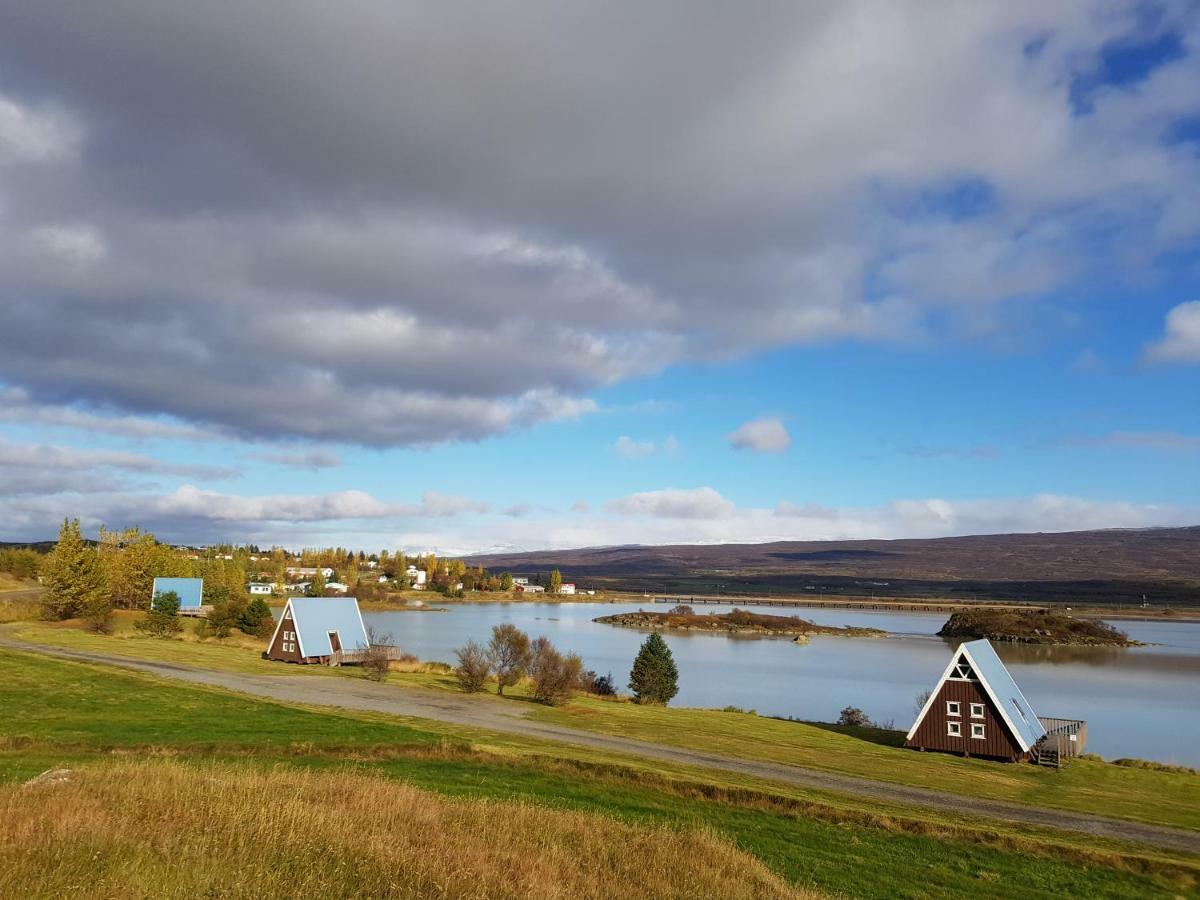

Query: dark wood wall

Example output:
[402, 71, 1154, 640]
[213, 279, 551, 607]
[906, 680, 1024, 761]
[267, 606, 305, 663]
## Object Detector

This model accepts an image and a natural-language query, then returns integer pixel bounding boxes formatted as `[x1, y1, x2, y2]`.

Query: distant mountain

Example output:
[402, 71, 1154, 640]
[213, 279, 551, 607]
[466, 526, 1200, 605]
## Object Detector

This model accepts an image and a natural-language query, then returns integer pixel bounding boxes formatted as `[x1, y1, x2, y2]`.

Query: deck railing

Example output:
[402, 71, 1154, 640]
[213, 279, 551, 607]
[329, 645, 405, 666]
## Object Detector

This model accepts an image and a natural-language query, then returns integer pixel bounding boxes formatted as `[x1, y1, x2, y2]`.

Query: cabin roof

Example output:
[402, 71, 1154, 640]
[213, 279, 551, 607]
[907, 638, 1047, 752]
[151, 577, 204, 609]
[277, 596, 369, 658]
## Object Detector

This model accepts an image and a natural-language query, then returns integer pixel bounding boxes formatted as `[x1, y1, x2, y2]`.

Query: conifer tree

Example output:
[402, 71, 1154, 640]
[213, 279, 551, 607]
[40, 518, 108, 621]
[629, 632, 679, 705]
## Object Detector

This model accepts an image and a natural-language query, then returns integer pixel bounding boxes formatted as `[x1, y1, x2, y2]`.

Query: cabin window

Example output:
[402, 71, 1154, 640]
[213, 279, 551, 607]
[970, 703, 985, 719]
[971, 723, 986, 740]
[946, 701, 961, 716]
[947, 721, 962, 737]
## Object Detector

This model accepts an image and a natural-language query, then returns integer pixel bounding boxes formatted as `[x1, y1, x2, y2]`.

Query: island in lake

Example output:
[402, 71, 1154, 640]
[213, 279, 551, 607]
[937, 609, 1140, 646]
[593, 607, 886, 641]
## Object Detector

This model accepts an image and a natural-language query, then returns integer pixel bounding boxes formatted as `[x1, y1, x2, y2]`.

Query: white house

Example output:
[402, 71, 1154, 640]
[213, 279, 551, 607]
[326, 582, 350, 594]
[248, 582, 275, 595]
[560, 583, 576, 595]
[516, 583, 545, 593]
[405, 565, 427, 588]
[513, 577, 529, 586]
[286, 566, 334, 579]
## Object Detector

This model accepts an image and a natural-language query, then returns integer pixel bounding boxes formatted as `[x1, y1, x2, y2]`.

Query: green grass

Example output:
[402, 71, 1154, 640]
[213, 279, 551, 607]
[1, 649, 1197, 898]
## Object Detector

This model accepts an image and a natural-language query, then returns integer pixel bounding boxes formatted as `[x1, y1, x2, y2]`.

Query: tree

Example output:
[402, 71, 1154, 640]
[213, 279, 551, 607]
[667, 604, 694, 616]
[239, 597, 274, 636]
[136, 590, 184, 637]
[629, 633, 679, 705]
[548, 569, 563, 594]
[454, 640, 490, 692]
[361, 626, 394, 682]
[500, 572, 514, 591]
[307, 569, 327, 597]
[486, 623, 531, 696]
[40, 518, 108, 621]
[837, 706, 873, 727]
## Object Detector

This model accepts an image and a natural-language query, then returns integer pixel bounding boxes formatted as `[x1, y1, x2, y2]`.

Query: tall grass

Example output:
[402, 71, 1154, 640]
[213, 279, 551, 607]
[0, 760, 812, 899]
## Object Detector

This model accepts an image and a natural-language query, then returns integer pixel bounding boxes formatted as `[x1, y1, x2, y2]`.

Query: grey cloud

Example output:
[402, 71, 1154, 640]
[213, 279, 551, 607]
[0, 436, 238, 481]
[728, 418, 791, 454]
[0, 4, 1198, 445]
[605, 487, 735, 519]
[246, 448, 343, 469]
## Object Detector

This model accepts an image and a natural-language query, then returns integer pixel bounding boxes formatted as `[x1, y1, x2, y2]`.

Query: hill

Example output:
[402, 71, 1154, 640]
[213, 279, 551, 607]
[467, 526, 1200, 605]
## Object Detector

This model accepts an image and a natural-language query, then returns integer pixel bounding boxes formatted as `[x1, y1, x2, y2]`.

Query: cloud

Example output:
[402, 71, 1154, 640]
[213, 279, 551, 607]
[0, 436, 238, 486]
[728, 417, 791, 453]
[1145, 300, 1200, 364]
[502, 503, 531, 518]
[0, 5, 1197, 446]
[605, 487, 735, 519]
[613, 436, 655, 459]
[1065, 430, 1200, 451]
[246, 448, 343, 469]
[0, 387, 222, 442]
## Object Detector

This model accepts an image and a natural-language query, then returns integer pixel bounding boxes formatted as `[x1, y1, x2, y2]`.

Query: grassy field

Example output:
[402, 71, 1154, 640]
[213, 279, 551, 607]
[9, 616, 1199, 833]
[1, 649, 1197, 898]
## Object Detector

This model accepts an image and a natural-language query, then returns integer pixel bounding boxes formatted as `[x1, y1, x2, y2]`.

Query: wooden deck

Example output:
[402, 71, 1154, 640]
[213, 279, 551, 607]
[329, 645, 405, 666]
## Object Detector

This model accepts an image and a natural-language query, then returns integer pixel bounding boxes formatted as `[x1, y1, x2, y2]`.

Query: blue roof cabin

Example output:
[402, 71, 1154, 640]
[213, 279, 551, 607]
[151, 577, 204, 612]
[906, 638, 1086, 765]
[267, 596, 370, 666]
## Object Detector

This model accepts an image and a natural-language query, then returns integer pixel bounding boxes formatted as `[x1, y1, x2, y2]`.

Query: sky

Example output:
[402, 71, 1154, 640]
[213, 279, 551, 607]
[1, 1, 1198, 554]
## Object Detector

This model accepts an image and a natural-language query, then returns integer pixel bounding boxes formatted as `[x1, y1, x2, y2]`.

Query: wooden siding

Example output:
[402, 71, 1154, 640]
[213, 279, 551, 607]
[266, 607, 306, 663]
[906, 679, 1024, 761]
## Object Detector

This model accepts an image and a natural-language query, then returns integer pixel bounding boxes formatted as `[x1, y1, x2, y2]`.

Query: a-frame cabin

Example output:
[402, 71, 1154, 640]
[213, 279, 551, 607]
[906, 639, 1047, 763]
[266, 596, 370, 666]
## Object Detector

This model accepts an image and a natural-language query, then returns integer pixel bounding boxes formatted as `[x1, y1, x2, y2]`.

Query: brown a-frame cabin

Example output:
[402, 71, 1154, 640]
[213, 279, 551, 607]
[906, 639, 1086, 764]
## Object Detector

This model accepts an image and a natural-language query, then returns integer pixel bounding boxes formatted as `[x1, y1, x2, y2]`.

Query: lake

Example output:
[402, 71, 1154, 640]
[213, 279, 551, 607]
[359, 601, 1200, 766]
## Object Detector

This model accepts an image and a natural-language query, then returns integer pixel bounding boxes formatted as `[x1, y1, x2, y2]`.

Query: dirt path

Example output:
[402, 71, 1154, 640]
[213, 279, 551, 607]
[3, 636, 1197, 855]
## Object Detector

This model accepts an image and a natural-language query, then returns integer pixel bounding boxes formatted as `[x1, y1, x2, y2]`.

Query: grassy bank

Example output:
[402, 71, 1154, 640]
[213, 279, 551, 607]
[2, 760, 803, 900]
[594, 607, 886, 638]
[1, 649, 1196, 898]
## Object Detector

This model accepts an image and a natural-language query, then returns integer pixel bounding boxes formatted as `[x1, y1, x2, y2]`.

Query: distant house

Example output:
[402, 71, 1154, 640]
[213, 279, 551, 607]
[266, 597, 371, 665]
[405, 566, 427, 588]
[906, 639, 1086, 765]
[559, 583, 576, 595]
[286, 566, 334, 579]
[515, 584, 545, 593]
[325, 581, 350, 594]
[151, 577, 204, 613]
[512, 577, 529, 586]
[248, 582, 275, 595]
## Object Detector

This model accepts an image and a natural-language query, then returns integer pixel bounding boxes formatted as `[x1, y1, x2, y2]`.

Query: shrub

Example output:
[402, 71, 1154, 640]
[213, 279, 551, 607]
[454, 640, 490, 692]
[585, 670, 616, 696]
[528, 637, 584, 706]
[361, 627, 394, 682]
[239, 597, 272, 635]
[135, 591, 184, 638]
[837, 706, 873, 728]
[667, 604, 694, 616]
[629, 633, 679, 705]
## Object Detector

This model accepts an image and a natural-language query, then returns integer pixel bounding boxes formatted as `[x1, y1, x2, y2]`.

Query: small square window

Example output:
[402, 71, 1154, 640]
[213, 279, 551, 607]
[946, 701, 960, 716]
[971, 723, 986, 739]
[970, 703, 985, 719]
[947, 721, 962, 737]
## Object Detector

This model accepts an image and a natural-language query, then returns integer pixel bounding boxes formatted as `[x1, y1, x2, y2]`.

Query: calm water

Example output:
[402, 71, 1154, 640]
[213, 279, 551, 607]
[359, 601, 1200, 766]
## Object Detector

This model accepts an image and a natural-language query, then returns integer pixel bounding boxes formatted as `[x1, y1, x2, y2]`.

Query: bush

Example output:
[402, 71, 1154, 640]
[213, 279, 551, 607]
[584, 670, 616, 696]
[135, 590, 184, 638]
[528, 637, 584, 706]
[239, 597, 272, 635]
[454, 640, 490, 693]
[361, 627, 394, 682]
[666, 604, 694, 616]
[83, 598, 114, 634]
[837, 706, 873, 728]
[629, 633, 679, 705]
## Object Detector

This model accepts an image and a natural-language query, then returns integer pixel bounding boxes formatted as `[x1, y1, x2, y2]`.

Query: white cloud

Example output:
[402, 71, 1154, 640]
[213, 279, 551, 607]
[0, 436, 237, 483]
[1145, 301, 1200, 364]
[605, 487, 735, 519]
[614, 436, 655, 459]
[0, 94, 80, 164]
[728, 417, 791, 453]
[27, 225, 107, 264]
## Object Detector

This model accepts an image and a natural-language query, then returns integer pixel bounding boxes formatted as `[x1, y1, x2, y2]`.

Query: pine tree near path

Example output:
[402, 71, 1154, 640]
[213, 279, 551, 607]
[629, 633, 679, 705]
[40, 518, 109, 621]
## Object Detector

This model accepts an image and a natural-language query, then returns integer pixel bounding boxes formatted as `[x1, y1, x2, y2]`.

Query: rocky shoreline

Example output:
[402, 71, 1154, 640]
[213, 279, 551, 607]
[593, 608, 887, 640]
[937, 610, 1141, 646]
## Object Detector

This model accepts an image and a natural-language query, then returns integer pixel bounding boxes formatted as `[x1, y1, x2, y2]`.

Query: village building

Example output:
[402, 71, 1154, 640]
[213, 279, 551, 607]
[266, 597, 371, 665]
[151, 577, 205, 614]
[286, 566, 335, 579]
[559, 582, 576, 595]
[512, 576, 529, 586]
[248, 582, 275, 595]
[906, 638, 1086, 765]
[325, 581, 350, 594]
[515, 583, 545, 593]
[405, 565, 427, 588]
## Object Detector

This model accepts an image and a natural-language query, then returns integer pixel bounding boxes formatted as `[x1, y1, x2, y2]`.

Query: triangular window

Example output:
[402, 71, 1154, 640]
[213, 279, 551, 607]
[951, 656, 976, 680]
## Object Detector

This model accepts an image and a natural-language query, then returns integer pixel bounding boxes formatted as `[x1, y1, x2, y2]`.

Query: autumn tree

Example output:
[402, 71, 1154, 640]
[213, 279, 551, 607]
[308, 569, 327, 597]
[629, 633, 679, 705]
[500, 572, 514, 591]
[454, 640, 491, 692]
[136, 589, 184, 637]
[40, 518, 108, 622]
[487, 623, 531, 696]
[527, 636, 583, 705]
[548, 569, 563, 594]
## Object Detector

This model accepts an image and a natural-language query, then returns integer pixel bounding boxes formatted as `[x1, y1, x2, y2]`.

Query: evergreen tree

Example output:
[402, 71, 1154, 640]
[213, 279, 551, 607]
[137, 589, 184, 637]
[40, 518, 108, 621]
[629, 633, 679, 705]
[500, 572, 514, 591]
[308, 569, 327, 596]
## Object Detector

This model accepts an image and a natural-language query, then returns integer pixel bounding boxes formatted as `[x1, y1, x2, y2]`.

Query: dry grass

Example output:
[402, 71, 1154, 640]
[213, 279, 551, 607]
[0, 593, 39, 624]
[0, 760, 812, 900]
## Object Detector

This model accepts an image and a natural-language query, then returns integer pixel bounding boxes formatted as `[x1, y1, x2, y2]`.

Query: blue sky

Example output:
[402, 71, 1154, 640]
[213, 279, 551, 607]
[0, 2, 1198, 552]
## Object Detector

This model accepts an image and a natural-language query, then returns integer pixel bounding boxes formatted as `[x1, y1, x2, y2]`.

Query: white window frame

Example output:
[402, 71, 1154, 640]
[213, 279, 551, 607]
[970, 703, 985, 719]
[971, 722, 986, 740]
[946, 701, 961, 717]
[947, 721, 962, 737]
